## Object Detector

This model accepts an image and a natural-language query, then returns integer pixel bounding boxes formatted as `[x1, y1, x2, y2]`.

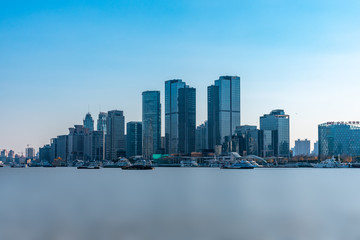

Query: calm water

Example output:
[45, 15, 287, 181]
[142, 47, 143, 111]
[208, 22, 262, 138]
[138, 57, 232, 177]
[1, 167, 360, 240]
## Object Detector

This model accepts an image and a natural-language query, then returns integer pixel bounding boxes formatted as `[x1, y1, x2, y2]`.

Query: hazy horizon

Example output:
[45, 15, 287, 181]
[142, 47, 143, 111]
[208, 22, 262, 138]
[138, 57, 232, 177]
[2, 0, 360, 153]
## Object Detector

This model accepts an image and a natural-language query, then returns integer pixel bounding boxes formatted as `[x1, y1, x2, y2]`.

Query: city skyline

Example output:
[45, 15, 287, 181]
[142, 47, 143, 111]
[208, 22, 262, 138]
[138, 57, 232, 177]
[2, 0, 360, 153]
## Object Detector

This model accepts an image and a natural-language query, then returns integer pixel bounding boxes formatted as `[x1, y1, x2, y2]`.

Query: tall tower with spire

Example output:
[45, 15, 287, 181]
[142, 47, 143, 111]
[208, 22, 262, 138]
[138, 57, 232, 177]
[83, 113, 94, 131]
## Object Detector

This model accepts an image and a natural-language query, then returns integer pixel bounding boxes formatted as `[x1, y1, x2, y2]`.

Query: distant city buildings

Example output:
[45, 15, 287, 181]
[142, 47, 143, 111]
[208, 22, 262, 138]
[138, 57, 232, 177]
[318, 122, 360, 158]
[208, 76, 241, 150]
[85, 130, 105, 161]
[83, 113, 94, 131]
[312, 141, 319, 156]
[294, 139, 311, 156]
[142, 91, 161, 159]
[126, 122, 142, 158]
[106, 110, 126, 160]
[97, 112, 107, 133]
[195, 121, 208, 152]
[233, 125, 260, 156]
[68, 125, 88, 162]
[260, 109, 290, 158]
[25, 147, 35, 160]
[165, 79, 196, 155]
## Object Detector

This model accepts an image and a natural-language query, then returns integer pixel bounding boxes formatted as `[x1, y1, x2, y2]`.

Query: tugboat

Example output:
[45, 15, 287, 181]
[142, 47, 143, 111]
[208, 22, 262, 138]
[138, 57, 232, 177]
[77, 161, 100, 169]
[122, 159, 154, 170]
[221, 160, 255, 169]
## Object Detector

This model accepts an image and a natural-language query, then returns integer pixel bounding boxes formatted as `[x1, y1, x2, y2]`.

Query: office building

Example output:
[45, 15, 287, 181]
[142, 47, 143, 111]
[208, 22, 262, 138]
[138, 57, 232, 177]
[142, 91, 161, 159]
[195, 121, 208, 152]
[68, 126, 88, 162]
[318, 122, 360, 158]
[84, 131, 105, 161]
[126, 122, 142, 158]
[234, 125, 260, 156]
[260, 109, 290, 158]
[165, 79, 196, 155]
[294, 139, 311, 156]
[208, 76, 241, 150]
[83, 113, 94, 131]
[106, 110, 126, 160]
[97, 112, 107, 134]
[39, 145, 51, 163]
[25, 147, 35, 160]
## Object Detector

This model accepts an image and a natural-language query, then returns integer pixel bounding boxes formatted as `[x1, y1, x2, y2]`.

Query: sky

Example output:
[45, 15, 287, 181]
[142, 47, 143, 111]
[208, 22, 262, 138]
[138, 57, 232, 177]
[1, 0, 360, 154]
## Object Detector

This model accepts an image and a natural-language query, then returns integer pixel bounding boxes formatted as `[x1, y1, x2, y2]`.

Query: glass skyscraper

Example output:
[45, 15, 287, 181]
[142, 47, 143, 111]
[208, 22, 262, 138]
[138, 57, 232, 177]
[260, 109, 290, 158]
[97, 112, 107, 134]
[208, 76, 241, 150]
[165, 79, 196, 155]
[83, 113, 94, 131]
[318, 122, 360, 158]
[106, 110, 125, 160]
[142, 91, 161, 159]
[126, 121, 143, 158]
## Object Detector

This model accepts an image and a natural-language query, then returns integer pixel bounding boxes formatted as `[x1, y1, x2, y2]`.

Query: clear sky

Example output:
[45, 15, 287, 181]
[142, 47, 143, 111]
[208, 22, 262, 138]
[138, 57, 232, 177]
[1, 0, 360, 154]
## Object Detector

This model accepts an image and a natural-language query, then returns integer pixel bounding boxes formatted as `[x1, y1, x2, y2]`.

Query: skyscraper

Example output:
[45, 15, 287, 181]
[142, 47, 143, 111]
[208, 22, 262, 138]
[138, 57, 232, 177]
[68, 126, 87, 162]
[84, 131, 105, 161]
[195, 121, 208, 152]
[25, 147, 35, 160]
[260, 109, 290, 158]
[142, 91, 161, 159]
[106, 110, 126, 160]
[208, 76, 241, 150]
[97, 112, 107, 134]
[165, 79, 196, 155]
[126, 122, 142, 158]
[83, 113, 94, 131]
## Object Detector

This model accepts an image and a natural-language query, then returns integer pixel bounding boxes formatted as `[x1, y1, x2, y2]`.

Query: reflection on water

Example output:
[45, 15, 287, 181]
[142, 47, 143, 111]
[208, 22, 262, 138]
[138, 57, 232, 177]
[1, 168, 360, 240]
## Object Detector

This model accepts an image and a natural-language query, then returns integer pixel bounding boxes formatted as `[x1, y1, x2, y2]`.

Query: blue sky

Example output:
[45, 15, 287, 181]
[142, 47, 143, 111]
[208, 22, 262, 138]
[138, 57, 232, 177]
[1, 0, 360, 153]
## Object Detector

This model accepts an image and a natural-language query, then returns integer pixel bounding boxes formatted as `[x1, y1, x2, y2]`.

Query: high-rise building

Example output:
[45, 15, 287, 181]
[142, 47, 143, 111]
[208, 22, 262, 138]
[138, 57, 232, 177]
[106, 110, 126, 160]
[294, 139, 311, 156]
[39, 145, 51, 163]
[165, 79, 196, 155]
[84, 131, 105, 161]
[97, 112, 107, 134]
[83, 113, 94, 131]
[208, 76, 241, 150]
[312, 141, 319, 156]
[142, 91, 161, 159]
[25, 147, 35, 160]
[318, 122, 360, 158]
[68, 126, 88, 162]
[126, 122, 142, 158]
[260, 109, 290, 158]
[234, 125, 260, 156]
[195, 121, 208, 152]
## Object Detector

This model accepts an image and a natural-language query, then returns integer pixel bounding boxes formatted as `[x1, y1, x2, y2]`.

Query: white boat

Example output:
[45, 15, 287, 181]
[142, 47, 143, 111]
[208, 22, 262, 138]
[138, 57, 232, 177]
[103, 158, 131, 168]
[221, 160, 255, 169]
[314, 157, 349, 168]
[180, 160, 198, 167]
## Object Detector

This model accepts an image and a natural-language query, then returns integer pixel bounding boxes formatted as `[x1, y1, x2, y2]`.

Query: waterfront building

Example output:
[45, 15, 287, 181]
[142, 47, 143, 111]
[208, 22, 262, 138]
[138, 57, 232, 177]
[142, 91, 161, 159]
[195, 121, 208, 152]
[97, 112, 107, 134]
[294, 139, 311, 156]
[39, 145, 51, 163]
[7, 150, 14, 163]
[208, 76, 241, 150]
[318, 122, 360, 158]
[0, 149, 7, 163]
[25, 147, 35, 160]
[165, 79, 196, 155]
[68, 126, 88, 162]
[312, 141, 319, 156]
[126, 122, 142, 158]
[106, 110, 126, 160]
[260, 109, 290, 158]
[234, 125, 260, 156]
[84, 131, 105, 161]
[83, 113, 94, 131]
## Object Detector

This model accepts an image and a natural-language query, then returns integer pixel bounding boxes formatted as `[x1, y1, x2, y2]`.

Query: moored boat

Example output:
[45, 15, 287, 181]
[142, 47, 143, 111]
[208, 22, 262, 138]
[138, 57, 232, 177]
[122, 159, 154, 170]
[221, 160, 255, 169]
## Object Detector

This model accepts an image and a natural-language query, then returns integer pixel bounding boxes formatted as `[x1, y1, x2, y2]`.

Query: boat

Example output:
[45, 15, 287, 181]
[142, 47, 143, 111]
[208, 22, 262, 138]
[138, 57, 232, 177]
[314, 156, 349, 168]
[122, 159, 154, 170]
[77, 161, 100, 169]
[221, 160, 255, 169]
[11, 164, 26, 168]
[103, 158, 131, 168]
[180, 160, 198, 167]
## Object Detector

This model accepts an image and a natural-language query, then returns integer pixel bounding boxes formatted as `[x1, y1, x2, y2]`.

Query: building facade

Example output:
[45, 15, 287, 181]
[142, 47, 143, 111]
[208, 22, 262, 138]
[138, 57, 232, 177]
[195, 121, 208, 152]
[260, 109, 290, 158]
[208, 76, 241, 150]
[294, 139, 311, 156]
[83, 113, 94, 131]
[68, 126, 88, 162]
[25, 147, 35, 160]
[318, 122, 360, 158]
[142, 91, 161, 159]
[165, 79, 196, 155]
[85, 130, 105, 161]
[97, 112, 107, 134]
[126, 122, 142, 158]
[106, 110, 126, 160]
